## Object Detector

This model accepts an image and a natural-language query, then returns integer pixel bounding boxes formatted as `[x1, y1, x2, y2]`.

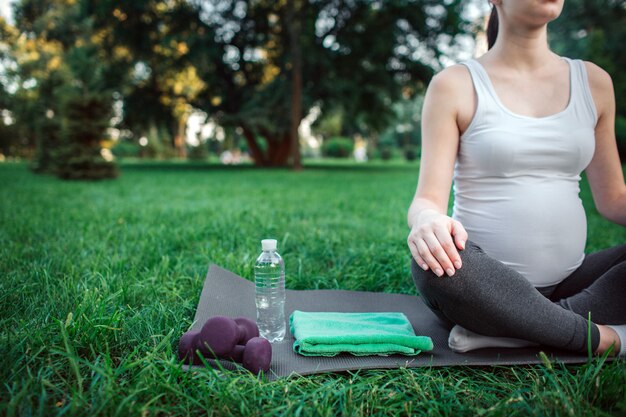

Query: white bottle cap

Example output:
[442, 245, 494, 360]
[261, 239, 277, 251]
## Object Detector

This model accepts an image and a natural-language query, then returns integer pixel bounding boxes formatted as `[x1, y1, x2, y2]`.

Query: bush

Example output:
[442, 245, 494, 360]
[322, 137, 353, 158]
[380, 146, 393, 160]
[188, 143, 209, 160]
[366, 147, 380, 161]
[53, 143, 118, 180]
[404, 145, 418, 161]
[378, 135, 395, 161]
[141, 140, 164, 159]
[112, 140, 141, 158]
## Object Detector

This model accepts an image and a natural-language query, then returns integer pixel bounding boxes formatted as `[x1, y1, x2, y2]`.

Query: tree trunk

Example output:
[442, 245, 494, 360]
[270, 133, 292, 166]
[287, 0, 303, 171]
[241, 125, 292, 167]
[241, 126, 269, 166]
[173, 115, 188, 158]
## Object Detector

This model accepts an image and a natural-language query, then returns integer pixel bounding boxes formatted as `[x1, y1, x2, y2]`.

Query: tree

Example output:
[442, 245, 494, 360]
[286, 0, 304, 170]
[0, 17, 20, 157]
[185, 0, 469, 166]
[10, 0, 119, 178]
[92, 0, 209, 158]
[52, 40, 118, 179]
[8, 2, 65, 171]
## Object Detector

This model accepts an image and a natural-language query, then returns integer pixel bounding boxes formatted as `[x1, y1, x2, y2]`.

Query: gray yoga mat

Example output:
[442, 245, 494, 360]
[187, 264, 595, 379]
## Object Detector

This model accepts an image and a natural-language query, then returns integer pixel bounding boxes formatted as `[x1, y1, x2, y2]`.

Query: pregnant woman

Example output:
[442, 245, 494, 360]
[407, 0, 626, 355]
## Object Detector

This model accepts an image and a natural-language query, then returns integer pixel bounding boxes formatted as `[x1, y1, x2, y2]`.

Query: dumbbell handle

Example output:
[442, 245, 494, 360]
[197, 316, 259, 357]
[227, 344, 245, 362]
[234, 317, 260, 344]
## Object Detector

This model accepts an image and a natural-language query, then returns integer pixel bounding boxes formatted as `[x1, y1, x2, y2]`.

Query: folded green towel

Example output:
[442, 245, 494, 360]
[289, 310, 433, 357]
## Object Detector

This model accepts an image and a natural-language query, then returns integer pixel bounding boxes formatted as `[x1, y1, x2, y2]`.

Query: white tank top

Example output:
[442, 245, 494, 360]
[453, 58, 597, 287]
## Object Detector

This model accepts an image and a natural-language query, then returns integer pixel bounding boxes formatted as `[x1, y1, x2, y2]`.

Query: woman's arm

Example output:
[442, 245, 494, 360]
[584, 62, 626, 226]
[407, 65, 473, 277]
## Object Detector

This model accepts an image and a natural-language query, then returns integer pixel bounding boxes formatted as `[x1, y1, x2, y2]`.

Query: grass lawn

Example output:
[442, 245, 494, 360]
[1, 161, 625, 416]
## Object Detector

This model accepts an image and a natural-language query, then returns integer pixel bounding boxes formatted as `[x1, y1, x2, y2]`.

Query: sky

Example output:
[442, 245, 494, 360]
[0, 0, 13, 24]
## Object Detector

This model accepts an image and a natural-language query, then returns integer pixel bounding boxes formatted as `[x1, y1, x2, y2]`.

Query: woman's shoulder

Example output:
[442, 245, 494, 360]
[425, 64, 476, 130]
[431, 63, 473, 88]
[427, 63, 474, 99]
[581, 61, 614, 115]
[581, 61, 613, 92]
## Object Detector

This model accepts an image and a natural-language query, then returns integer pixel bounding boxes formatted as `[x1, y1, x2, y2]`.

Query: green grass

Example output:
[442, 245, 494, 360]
[1, 161, 625, 417]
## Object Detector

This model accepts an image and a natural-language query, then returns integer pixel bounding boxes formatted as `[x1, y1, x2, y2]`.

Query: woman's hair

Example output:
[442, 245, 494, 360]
[486, 6, 498, 49]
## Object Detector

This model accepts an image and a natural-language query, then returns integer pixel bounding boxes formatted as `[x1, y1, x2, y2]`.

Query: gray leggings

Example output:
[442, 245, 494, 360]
[411, 242, 626, 352]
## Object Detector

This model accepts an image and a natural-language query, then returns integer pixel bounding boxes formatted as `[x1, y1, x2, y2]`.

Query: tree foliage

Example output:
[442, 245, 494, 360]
[549, 0, 626, 157]
[4, 0, 471, 169]
[92, 0, 209, 158]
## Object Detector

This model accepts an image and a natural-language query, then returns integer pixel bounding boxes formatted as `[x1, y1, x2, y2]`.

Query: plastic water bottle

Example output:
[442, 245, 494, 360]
[254, 239, 286, 342]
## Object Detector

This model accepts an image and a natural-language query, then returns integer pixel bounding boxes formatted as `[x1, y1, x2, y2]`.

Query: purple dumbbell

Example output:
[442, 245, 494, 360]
[178, 316, 271, 373]
[178, 330, 246, 364]
[196, 316, 259, 357]
[242, 337, 272, 374]
[178, 330, 202, 365]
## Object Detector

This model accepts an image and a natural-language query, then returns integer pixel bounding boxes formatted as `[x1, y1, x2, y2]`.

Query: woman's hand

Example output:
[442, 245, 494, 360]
[407, 209, 468, 277]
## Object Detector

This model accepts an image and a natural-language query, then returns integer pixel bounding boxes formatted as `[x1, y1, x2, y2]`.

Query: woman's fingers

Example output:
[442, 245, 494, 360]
[452, 220, 468, 251]
[408, 240, 429, 271]
[424, 232, 457, 277]
[417, 238, 445, 277]
[434, 225, 463, 272]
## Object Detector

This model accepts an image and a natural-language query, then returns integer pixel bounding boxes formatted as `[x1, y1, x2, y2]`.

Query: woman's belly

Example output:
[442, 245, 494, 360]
[452, 178, 586, 287]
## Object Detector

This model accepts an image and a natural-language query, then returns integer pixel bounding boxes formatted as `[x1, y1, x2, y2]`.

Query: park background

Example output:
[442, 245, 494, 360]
[1, 0, 625, 416]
